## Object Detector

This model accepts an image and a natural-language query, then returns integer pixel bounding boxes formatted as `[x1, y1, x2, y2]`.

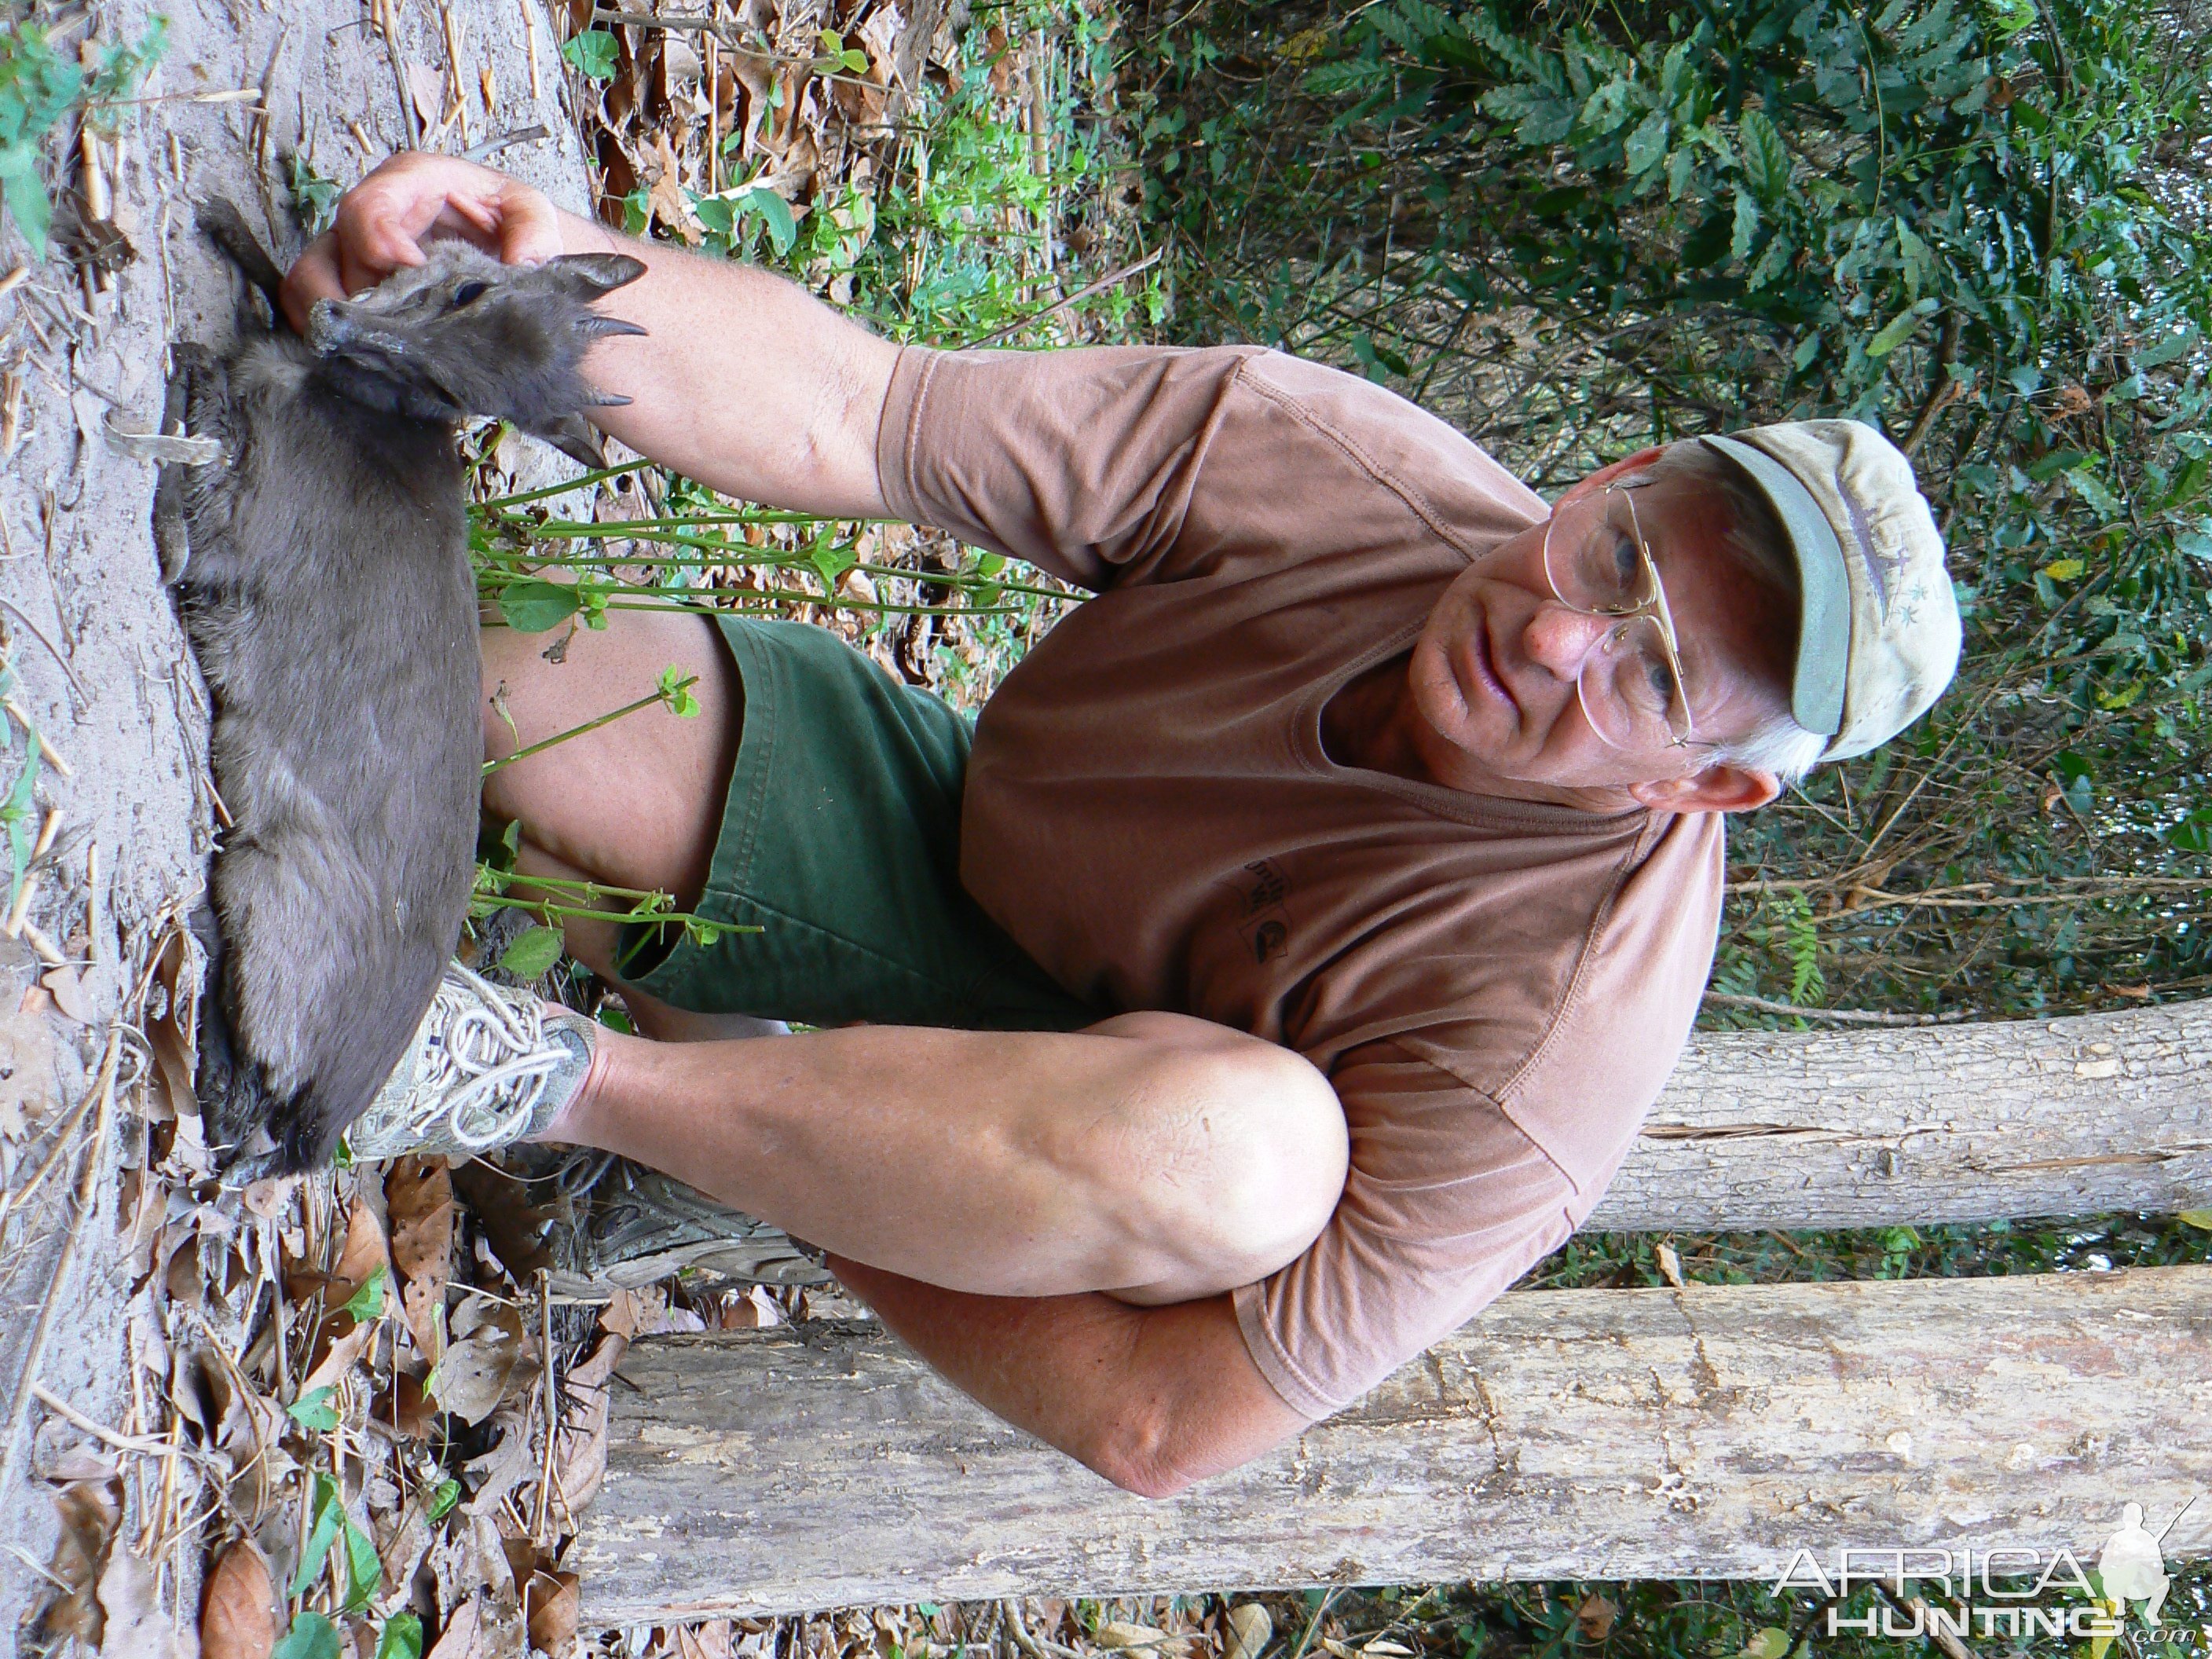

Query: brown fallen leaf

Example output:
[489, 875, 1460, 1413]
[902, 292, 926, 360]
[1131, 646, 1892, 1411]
[200, 1541, 277, 1659]
[35, 1478, 121, 1646]
[554, 1327, 629, 1513]
[1223, 1604, 1271, 1659]
[1096, 1623, 1193, 1657]
[425, 1598, 485, 1659]
[333, 1194, 392, 1298]
[42, 963, 92, 1023]
[1575, 1595, 1617, 1643]
[0, 998, 61, 1138]
[98, 1547, 178, 1657]
[387, 1155, 454, 1361]
[524, 1569, 580, 1657]
[431, 1293, 526, 1425]
[298, 1317, 376, 1395]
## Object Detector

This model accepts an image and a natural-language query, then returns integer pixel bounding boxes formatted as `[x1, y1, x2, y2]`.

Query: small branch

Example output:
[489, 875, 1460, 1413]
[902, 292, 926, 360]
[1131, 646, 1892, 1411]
[480, 676, 694, 775]
[1902, 313, 1964, 456]
[1701, 991, 1971, 1026]
[966, 248, 1165, 350]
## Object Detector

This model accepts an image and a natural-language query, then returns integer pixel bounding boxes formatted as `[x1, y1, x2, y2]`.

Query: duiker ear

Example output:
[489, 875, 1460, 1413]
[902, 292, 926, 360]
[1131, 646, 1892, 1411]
[532, 414, 610, 471]
[550, 253, 649, 297]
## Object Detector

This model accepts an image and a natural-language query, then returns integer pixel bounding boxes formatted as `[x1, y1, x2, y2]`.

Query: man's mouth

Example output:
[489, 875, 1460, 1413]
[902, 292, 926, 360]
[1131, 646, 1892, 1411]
[1456, 621, 1516, 718]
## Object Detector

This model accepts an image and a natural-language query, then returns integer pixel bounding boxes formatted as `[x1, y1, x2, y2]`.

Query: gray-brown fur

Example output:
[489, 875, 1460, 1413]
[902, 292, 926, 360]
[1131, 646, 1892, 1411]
[156, 200, 644, 1173]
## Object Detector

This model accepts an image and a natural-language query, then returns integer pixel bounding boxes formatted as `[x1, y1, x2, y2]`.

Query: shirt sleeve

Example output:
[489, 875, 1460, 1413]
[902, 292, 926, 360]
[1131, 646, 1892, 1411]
[873, 342, 1547, 591]
[1229, 1039, 1582, 1420]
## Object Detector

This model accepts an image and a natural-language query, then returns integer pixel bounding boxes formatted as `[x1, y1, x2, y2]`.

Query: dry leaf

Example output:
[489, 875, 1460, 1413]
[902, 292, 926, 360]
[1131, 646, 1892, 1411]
[333, 1194, 392, 1298]
[387, 1155, 454, 1361]
[1655, 1240, 1685, 1289]
[1361, 1643, 1414, 1656]
[0, 999, 60, 1138]
[1224, 1604, 1271, 1659]
[298, 1317, 376, 1394]
[525, 1569, 580, 1657]
[1096, 1624, 1192, 1657]
[554, 1327, 628, 1513]
[426, 1599, 485, 1659]
[1575, 1596, 1617, 1643]
[433, 1294, 526, 1425]
[97, 1547, 176, 1657]
[37, 1479, 121, 1646]
[200, 1541, 276, 1659]
[42, 963, 92, 1023]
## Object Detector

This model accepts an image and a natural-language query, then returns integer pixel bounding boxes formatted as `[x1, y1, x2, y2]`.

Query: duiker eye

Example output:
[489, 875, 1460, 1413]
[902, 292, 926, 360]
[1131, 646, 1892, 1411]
[451, 280, 490, 307]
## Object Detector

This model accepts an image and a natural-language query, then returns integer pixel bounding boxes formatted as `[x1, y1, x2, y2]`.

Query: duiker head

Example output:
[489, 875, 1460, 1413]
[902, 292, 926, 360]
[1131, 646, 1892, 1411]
[305, 241, 647, 466]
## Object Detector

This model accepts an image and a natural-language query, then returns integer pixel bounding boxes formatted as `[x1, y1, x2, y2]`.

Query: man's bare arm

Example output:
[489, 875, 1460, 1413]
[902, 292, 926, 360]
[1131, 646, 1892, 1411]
[280, 152, 899, 518]
[831, 1259, 1311, 1498]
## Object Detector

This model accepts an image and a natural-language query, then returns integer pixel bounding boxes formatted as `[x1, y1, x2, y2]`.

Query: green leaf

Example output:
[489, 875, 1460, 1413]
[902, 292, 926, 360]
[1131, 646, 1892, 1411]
[497, 925, 566, 980]
[0, 156, 55, 258]
[2178, 1210, 2212, 1230]
[274, 1613, 344, 1659]
[657, 664, 701, 717]
[561, 30, 617, 80]
[1735, 1629, 1790, 1659]
[1866, 302, 1932, 358]
[343, 1265, 389, 1324]
[1730, 190, 1760, 262]
[498, 577, 581, 633]
[291, 1475, 345, 1597]
[2039, 558, 2085, 582]
[738, 187, 797, 256]
[287, 1386, 340, 1432]
[342, 1519, 383, 1612]
[1738, 108, 1790, 202]
[840, 49, 870, 74]
[377, 1614, 426, 1659]
[1623, 109, 1670, 176]
[425, 1478, 463, 1521]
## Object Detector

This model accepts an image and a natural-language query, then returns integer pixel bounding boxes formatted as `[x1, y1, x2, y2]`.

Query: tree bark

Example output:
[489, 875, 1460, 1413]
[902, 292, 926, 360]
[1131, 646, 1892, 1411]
[1593, 1002, 2212, 1230]
[573, 1265, 2212, 1621]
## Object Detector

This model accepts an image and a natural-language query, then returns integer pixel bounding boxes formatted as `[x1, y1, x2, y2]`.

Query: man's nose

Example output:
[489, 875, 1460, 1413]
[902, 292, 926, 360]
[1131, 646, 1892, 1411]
[1521, 602, 1615, 678]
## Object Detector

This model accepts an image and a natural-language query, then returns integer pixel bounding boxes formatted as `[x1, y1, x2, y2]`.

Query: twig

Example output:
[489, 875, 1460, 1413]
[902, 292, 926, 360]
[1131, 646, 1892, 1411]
[1903, 312, 1963, 456]
[966, 248, 1163, 349]
[462, 123, 550, 163]
[1701, 991, 1971, 1026]
[0, 1026, 122, 1506]
[379, 0, 423, 150]
[28, 1386, 225, 1472]
[4, 697, 75, 775]
[481, 676, 695, 774]
[0, 592, 90, 707]
[0, 268, 26, 301]
[533, 1268, 556, 1540]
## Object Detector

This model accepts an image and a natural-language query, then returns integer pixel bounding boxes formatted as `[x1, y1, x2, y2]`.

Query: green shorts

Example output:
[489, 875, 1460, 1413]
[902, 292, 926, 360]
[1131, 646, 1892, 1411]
[617, 617, 1103, 1033]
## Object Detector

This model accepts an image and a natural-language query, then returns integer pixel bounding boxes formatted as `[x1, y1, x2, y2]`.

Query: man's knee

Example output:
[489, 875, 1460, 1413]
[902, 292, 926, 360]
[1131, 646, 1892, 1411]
[1091, 1025, 1348, 1300]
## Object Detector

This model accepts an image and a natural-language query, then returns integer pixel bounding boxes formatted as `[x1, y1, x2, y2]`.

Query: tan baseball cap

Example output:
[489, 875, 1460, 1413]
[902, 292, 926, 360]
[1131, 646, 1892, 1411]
[1698, 421, 1961, 761]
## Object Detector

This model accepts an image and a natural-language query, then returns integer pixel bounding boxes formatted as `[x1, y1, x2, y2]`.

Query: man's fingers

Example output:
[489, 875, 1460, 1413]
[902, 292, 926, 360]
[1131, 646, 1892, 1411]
[493, 182, 566, 266]
[279, 232, 346, 333]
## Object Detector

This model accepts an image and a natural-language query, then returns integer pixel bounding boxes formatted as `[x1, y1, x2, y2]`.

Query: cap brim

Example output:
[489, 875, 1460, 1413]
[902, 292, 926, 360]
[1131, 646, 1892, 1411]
[1699, 434, 1850, 739]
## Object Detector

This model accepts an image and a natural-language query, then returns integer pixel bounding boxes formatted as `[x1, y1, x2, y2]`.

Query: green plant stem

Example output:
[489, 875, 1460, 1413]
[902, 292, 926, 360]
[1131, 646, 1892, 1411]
[480, 677, 695, 775]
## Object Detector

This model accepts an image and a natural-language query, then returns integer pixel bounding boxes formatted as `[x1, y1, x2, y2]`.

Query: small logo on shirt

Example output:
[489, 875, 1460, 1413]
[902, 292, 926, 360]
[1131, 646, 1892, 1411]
[1232, 858, 1292, 965]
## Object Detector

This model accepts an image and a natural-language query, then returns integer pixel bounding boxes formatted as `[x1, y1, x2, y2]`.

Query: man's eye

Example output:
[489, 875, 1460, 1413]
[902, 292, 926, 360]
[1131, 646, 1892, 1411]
[452, 280, 490, 307]
[1644, 657, 1677, 708]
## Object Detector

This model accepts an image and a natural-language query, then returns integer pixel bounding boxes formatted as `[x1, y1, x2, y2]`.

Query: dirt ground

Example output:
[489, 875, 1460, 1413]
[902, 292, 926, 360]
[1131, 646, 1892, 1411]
[0, 0, 591, 1645]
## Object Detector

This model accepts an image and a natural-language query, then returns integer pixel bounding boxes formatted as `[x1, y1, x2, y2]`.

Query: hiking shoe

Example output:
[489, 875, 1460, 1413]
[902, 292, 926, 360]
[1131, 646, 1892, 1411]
[346, 961, 596, 1161]
[544, 1154, 831, 1295]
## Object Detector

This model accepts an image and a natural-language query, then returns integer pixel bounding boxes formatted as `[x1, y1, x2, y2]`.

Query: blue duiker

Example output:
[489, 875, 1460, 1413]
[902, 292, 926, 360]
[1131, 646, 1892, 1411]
[155, 198, 645, 1174]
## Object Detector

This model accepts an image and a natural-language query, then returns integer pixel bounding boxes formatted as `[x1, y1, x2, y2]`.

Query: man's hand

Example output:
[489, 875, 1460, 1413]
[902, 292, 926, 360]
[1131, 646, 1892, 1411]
[281, 156, 897, 517]
[280, 152, 572, 333]
[833, 1260, 1311, 1497]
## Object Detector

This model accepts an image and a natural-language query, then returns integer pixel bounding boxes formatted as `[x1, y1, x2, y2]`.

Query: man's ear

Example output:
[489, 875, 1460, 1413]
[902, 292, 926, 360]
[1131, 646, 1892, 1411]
[1629, 762, 1781, 815]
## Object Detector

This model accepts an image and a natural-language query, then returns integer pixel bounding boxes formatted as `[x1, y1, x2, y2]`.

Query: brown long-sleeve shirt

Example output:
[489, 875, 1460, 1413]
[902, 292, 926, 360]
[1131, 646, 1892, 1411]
[877, 342, 1723, 1417]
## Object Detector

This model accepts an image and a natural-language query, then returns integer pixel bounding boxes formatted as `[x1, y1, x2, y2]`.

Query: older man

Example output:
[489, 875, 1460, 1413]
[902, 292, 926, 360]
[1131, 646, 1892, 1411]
[287, 154, 1959, 1496]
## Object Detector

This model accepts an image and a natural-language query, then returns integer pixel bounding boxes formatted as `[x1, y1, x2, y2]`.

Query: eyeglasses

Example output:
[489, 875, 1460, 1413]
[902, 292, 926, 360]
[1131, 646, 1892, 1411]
[1539, 482, 1698, 749]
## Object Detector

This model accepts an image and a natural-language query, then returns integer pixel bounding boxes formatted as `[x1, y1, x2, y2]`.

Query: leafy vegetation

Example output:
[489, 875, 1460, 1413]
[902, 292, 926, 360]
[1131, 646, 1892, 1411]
[0, 11, 165, 254]
[1139, 0, 2212, 1025]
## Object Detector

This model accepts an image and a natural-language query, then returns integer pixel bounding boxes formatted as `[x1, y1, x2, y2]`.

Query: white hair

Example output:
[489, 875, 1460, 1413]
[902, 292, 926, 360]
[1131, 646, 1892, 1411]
[1635, 439, 1828, 786]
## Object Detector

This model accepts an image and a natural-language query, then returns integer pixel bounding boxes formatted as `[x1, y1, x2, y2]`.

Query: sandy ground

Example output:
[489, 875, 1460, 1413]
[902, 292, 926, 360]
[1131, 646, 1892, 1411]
[0, 0, 591, 1643]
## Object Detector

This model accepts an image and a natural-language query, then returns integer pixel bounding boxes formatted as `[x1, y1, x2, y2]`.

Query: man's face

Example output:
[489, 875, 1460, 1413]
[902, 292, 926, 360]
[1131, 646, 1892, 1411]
[1403, 452, 1797, 811]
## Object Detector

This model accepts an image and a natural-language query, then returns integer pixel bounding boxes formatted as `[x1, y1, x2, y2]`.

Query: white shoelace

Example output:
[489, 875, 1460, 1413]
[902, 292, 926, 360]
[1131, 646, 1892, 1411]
[398, 962, 576, 1152]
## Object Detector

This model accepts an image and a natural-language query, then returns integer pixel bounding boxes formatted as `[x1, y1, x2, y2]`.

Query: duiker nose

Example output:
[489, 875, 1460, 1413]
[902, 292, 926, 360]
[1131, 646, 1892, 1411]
[305, 298, 354, 351]
[1521, 602, 1615, 678]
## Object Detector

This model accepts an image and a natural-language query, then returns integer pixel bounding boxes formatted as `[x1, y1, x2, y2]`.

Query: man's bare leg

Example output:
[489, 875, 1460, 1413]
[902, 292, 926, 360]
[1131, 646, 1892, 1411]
[479, 613, 1350, 1302]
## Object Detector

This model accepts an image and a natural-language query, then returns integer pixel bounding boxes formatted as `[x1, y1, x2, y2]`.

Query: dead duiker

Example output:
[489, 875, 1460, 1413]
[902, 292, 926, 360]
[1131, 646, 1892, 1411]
[157, 198, 644, 1174]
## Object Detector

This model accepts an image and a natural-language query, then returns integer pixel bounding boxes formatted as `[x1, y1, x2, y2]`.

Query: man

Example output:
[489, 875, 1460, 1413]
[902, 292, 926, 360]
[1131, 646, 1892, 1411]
[283, 153, 1960, 1496]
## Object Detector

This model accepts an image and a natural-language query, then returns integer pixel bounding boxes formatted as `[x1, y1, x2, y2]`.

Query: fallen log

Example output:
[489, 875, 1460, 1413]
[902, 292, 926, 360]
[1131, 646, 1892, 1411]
[573, 1264, 2212, 1621]
[1595, 1002, 2212, 1229]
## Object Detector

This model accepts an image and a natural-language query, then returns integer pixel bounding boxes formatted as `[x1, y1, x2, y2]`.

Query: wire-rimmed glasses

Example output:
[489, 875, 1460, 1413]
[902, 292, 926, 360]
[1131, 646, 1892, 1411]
[1539, 484, 1698, 749]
